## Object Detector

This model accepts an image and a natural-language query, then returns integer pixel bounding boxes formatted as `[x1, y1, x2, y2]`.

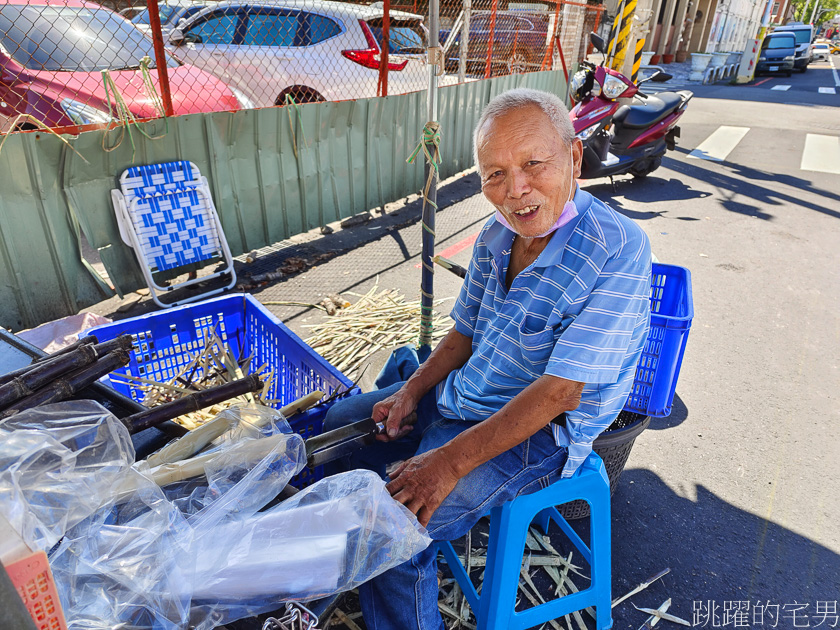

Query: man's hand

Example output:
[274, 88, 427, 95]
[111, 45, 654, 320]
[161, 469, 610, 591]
[372, 388, 420, 441]
[386, 449, 460, 527]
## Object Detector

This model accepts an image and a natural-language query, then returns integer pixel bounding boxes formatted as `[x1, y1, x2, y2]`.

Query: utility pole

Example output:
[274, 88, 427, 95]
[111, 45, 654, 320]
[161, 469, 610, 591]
[800, 0, 812, 21]
[809, 0, 820, 22]
[736, 0, 774, 82]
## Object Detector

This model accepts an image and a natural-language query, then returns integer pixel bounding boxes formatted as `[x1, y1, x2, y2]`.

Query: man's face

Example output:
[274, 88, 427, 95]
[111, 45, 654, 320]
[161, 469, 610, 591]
[477, 105, 582, 239]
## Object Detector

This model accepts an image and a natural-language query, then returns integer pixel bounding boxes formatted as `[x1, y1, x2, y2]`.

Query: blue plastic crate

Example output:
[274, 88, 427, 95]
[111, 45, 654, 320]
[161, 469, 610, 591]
[624, 263, 694, 417]
[86, 294, 360, 486]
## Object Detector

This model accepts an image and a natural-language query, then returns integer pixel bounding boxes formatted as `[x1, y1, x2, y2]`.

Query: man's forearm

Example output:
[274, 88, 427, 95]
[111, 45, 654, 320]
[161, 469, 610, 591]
[439, 374, 584, 479]
[402, 327, 473, 402]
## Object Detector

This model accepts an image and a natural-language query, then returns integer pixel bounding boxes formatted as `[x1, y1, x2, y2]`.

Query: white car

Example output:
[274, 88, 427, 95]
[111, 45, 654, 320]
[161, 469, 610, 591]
[167, 0, 447, 107]
[811, 43, 830, 62]
[131, 0, 209, 38]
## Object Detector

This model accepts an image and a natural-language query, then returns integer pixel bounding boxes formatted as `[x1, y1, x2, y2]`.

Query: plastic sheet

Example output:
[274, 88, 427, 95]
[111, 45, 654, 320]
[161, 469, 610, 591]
[189, 470, 432, 629]
[49, 469, 193, 630]
[0, 401, 133, 552]
[2, 403, 430, 629]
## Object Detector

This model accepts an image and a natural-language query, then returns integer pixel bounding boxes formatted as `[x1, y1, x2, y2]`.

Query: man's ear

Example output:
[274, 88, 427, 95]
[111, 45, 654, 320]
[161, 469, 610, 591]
[572, 138, 584, 179]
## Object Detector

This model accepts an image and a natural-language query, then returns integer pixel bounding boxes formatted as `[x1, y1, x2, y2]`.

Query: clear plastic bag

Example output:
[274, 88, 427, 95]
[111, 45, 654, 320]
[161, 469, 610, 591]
[49, 468, 194, 630]
[188, 470, 432, 629]
[2, 403, 430, 630]
[0, 401, 134, 552]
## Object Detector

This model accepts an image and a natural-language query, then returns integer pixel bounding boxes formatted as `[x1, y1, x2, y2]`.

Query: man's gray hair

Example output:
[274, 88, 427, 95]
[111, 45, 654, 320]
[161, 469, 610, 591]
[473, 88, 575, 168]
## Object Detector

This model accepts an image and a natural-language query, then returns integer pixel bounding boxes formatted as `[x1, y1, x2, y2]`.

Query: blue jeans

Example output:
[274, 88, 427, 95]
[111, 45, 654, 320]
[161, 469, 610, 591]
[322, 383, 569, 630]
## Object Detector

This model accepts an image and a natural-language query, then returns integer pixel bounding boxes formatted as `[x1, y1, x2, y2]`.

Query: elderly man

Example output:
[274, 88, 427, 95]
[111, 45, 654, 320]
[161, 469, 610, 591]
[322, 87, 651, 630]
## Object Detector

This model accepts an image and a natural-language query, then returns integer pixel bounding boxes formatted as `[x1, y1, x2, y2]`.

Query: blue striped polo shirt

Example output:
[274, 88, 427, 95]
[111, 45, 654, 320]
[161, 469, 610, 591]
[437, 188, 651, 478]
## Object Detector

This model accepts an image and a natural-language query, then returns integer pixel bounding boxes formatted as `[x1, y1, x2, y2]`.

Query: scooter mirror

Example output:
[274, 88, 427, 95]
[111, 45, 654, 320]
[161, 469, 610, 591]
[652, 72, 672, 82]
[590, 32, 607, 54]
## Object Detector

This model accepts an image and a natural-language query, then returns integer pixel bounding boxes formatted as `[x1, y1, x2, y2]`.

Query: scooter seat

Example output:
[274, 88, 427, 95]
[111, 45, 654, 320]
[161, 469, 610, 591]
[618, 92, 684, 129]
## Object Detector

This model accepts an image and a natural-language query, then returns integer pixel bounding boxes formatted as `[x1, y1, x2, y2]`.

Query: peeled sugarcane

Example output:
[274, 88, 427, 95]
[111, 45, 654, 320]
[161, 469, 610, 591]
[144, 389, 327, 467]
[121, 375, 264, 434]
[0, 335, 134, 411]
[143, 413, 238, 467]
[0, 350, 132, 419]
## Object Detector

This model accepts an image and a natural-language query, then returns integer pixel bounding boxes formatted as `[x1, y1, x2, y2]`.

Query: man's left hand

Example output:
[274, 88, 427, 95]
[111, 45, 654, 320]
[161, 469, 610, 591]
[386, 449, 460, 528]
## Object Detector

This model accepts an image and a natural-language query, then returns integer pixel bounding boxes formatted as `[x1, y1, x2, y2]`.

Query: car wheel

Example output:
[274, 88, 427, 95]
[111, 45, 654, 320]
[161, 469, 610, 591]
[785, 70, 792, 77]
[274, 86, 326, 106]
[507, 51, 532, 75]
[799, 65, 807, 73]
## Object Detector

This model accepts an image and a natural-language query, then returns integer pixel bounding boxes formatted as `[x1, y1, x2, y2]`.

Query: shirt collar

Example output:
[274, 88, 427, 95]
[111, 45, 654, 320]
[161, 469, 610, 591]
[483, 187, 593, 267]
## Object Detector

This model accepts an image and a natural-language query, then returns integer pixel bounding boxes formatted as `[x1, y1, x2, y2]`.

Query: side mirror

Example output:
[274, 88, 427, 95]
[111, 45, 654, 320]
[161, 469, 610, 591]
[168, 28, 185, 45]
[590, 32, 607, 54]
[652, 71, 672, 82]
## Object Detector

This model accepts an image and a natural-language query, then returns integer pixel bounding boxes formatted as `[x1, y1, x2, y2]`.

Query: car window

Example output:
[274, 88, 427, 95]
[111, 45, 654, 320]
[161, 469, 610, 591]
[0, 4, 178, 71]
[365, 19, 426, 53]
[187, 12, 240, 45]
[790, 30, 811, 45]
[763, 35, 794, 49]
[244, 12, 298, 46]
[299, 13, 342, 45]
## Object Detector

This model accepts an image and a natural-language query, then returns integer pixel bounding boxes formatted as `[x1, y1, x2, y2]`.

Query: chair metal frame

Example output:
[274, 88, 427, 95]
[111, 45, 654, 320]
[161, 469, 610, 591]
[111, 161, 236, 309]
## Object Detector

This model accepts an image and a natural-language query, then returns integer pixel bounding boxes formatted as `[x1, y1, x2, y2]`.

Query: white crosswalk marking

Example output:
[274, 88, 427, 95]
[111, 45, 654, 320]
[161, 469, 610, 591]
[801, 134, 840, 174]
[771, 85, 791, 91]
[818, 87, 837, 94]
[688, 126, 751, 162]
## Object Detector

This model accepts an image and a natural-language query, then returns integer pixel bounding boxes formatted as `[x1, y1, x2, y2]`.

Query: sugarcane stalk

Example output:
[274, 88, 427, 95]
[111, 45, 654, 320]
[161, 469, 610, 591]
[0, 335, 134, 411]
[0, 350, 131, 418]
[143, 413, 237, 467]
[0, 335, 99, 387]
[122, 374, 264, 434]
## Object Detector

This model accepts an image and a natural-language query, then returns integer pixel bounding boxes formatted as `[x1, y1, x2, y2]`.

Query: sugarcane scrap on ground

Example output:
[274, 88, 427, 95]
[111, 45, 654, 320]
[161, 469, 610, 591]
[304, 286, 451, 383]
[433, 527, 593, 630]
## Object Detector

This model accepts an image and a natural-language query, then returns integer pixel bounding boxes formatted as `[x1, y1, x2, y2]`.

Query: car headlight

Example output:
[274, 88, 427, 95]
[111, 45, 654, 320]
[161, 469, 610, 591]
[60, 98, 111, 125]
[602, 74, 628, 99]
[576, 124, 600, 140]
[229, 86, 254, 110]
[784, 55, 795, 61]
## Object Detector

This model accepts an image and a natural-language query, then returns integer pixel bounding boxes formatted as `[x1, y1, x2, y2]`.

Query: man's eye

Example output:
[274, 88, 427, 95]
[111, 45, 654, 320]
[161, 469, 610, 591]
[526, 161, 541, 167]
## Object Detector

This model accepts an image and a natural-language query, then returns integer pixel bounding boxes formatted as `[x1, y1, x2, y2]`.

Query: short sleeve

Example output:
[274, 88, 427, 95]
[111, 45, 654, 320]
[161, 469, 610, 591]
[546, 256, 651, 385]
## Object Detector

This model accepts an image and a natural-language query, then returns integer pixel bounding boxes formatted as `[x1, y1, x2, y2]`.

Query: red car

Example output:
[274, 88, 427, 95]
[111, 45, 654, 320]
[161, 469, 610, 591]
[0, 0, 243, 131]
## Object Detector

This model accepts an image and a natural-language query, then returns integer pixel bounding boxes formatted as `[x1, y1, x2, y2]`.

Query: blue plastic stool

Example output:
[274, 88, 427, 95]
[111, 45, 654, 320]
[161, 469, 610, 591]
[436, 452, 613, 630]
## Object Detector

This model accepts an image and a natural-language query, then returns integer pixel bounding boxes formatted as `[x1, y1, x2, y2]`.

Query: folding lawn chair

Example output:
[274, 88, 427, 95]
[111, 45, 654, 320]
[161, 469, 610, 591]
[111, 160, 236, 309]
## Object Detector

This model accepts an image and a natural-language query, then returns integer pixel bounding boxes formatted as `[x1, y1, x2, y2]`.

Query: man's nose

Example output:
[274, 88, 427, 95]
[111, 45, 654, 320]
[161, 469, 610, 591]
[506, 169, 530, 198]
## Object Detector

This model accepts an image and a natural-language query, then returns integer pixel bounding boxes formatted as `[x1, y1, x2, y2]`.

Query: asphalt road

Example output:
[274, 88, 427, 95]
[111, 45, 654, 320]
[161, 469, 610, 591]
[93, 64, 839, 629]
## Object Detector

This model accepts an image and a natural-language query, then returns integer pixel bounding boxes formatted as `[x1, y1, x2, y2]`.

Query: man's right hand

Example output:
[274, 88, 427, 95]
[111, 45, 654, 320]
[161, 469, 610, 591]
[372, 388, 420, 441]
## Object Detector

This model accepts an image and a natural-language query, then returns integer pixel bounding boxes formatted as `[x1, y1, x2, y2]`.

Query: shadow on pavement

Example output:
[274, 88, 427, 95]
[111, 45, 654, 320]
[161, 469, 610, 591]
[584, 176, 713, 222]
[646, 392, 689, 430]
[666, 151, 840, 221]
[566, 468, 840, 628]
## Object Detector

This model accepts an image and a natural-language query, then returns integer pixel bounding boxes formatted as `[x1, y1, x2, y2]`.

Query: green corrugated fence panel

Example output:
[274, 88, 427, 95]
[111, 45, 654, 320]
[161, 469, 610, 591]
[1, 71, 566, 331]
[0, 132, 110, 331]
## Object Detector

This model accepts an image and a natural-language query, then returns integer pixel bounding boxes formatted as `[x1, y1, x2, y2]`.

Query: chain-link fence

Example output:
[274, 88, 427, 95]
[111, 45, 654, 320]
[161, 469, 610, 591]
[0, 0, 603, 134]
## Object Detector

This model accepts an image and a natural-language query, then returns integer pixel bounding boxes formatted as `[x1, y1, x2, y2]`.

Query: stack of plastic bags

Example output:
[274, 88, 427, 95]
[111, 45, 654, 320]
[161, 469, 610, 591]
[0, 401, 431, 629]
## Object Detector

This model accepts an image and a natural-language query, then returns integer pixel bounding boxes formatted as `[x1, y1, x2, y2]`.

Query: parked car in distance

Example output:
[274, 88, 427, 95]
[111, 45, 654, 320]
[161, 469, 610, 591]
[756, 31, 796, 76]
[131, 0, 208, 38]
[773, 22, 813, 72]
[440, 10, 553, 76]
[167, 0, 451, 107]
[118, 4, 146, 20]
[811, 42, 830, 61]
[0, 0, 243, 131]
